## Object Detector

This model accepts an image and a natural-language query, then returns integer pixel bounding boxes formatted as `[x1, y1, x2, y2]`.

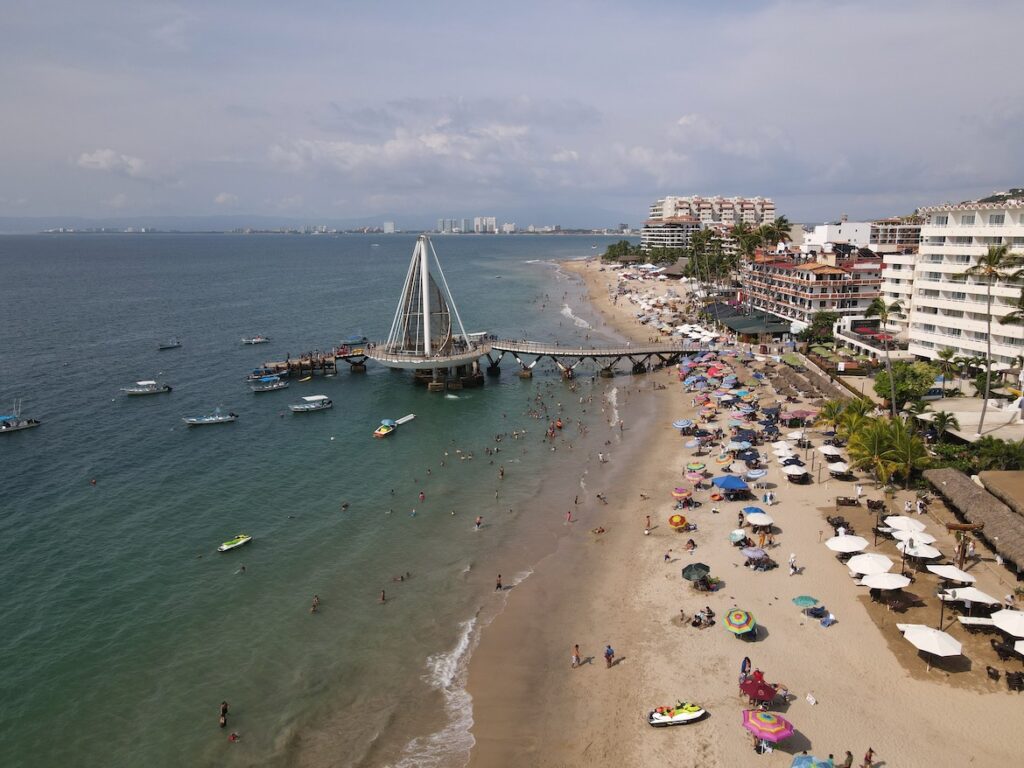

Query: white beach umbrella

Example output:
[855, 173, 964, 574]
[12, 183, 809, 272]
[1016, 640, 1024, 657]
[847, 553, 894, 575]
[745, 512, 775, 527]
[901, 625, 962, 658]
[781, 464, 807, 476]
[825, 535, 869, 553]
[770, 440, 791, 449]
[861, 572, 912, 590]
[786, 431, 806, 440]
[926, 564, 976, 583]
[892, 529, 937, 545]
[818, 445, 843, 456]
[991, 610, 1024, 638]
[885, 515, 926, 532]
[773, 445, 795, 454]
[827, 462, 850, 473]
[941, 587, 1001, 605]
[896, 541, 942, 559]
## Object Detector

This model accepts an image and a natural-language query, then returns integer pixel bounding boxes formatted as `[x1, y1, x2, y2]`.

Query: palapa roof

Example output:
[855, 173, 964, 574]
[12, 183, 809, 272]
[924, 467, 1024, 569]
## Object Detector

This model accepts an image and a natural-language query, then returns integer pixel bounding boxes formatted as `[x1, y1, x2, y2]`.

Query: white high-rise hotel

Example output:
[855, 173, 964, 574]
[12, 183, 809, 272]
[903, 197, 1024, 368]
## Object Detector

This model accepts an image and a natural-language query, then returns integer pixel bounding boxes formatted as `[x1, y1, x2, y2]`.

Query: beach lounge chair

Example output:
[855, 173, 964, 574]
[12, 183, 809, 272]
[1006, 672, 1024, 692]
[986, 666, 1001, 682]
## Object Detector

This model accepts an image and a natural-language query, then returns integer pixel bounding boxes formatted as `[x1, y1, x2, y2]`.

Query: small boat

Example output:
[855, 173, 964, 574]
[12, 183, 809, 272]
[298, 376, 312, 382]
[218, 533, 252, 552]
[289, 395, 332, 413]
[647, 701, 707, 727]
[374, 413, 415, 438]
[246, 368, 285, 382]
[122, 380, 172, 396]
[0, 400, 41, 434]
[251, 375, 289, 393]
[242, 335, 270, 345]
[158, 338, 182, 350]
[183, 408, 238, 426]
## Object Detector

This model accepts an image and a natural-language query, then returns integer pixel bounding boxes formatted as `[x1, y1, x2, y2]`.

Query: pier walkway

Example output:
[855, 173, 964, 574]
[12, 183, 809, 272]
[486, 339, 702, 376]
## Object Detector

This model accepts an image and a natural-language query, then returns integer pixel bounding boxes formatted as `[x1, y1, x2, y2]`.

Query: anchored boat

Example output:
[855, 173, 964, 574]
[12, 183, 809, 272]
[158, 338, 182, 350]
[242, 335, 270, 345]
[218, 533, 252, 552]
[0, 400, 41, 434]
[289, 394, 332, 413]
[122, 380, 173, 395]
[373, 413, 415, 438]
[251, 375, 288, 393]
[183, 408, 238, 426]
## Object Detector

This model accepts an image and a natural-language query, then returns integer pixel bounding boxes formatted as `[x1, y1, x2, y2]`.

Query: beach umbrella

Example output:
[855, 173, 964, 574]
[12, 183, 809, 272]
[991, 610, 1024, 638]
[901, 625, 961, 667]
[741, 547, 767, 559]
[745, 469, 767, 480]
[896, 541, 942, 559]
[725, 440, 751, 451]
[681, 562, 711, 581]
[739, 678, 777, 702]
[741, 710, 793, 742]
[785, 431, 805, 440]
[847, 553, 894, 575]
[724, 609, 757, 635]
[861, 572, 911, 590]
[745, 512, 774, 527]
[733, 389, 750, 398]
[715, 453, 733, 465]
[742, 506, 765, 515]
[781, 465, 807, 476]
[791, 756, 834, 768]
[671, 487, 691, 500]
[729, 529, 747, 543]
[694, 393, 710, 402]
[926, 564, 975, 583]
[727, 419, 745, 428]
[672, 419, 694, 429]
[825, 535, 869, 553]
[1016, 640, 1024, 656]
[770, 440, 791, 449]
[791, 595, 820, 607]
[827, 462, 850, 473]
[686, 471, 705, 483]
[668, 514, 688, 530]
[684, 439, 701, 449]
[892, 529, 937, 545]
[712, 475, 748, 491]
[818, 445, 843, 457]
[717, 394, 735, 402]
[885, 515, 926, 533]
[728, 462, 749, 474]
[686, 462, 706, 471]
[942, 587, 1001, 605]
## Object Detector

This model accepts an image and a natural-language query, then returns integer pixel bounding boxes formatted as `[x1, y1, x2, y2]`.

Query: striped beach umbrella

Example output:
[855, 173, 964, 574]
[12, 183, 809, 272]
[741, 710, 794, 742]
[686, 471, 705, 483]
[668, 514, 687, 529]
[724, 609, 756, 635]
[671, 487, 691, 500]
[686, 462, 705, 471]
[715, 453, 732, 465]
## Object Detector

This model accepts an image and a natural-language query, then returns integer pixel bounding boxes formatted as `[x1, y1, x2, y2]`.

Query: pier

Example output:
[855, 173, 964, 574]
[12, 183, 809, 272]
[486, 340, 699, 378]
[260, 346, 370, 377]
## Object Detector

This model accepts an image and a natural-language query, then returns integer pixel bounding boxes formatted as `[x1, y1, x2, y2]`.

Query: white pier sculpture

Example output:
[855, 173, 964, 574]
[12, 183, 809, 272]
[368, 235, 490, 389]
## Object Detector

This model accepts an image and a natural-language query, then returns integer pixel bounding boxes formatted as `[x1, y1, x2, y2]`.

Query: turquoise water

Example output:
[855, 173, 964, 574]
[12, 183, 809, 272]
[0, 234, 629, 767]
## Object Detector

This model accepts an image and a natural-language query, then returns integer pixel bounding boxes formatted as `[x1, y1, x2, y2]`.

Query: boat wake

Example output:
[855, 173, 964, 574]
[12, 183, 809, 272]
[560, 304, 592, 329]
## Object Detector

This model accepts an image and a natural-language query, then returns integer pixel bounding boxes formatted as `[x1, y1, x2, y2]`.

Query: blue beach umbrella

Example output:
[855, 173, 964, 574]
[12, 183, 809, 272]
[791, 757, 833, 768]
[712, 476, 748, 491]
[673, 419, 694, 429]
[729, 529, 747, 543]
[742, 506, 765, 515]
[745, 469, 768, 480]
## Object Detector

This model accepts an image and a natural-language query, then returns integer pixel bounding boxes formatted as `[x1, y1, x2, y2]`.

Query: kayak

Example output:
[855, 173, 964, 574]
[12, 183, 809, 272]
[218, 533, 252, 552]
[647, 701, 707, 727]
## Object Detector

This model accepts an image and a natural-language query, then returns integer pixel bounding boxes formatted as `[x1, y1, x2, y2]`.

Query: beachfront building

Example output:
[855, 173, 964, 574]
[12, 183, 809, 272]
[640, 215, 701, 251]
[647, 195, 776, 227]
[907, 197, 1024, 368]
[474, 216, 497, 234]
[741, 247, 883, 331]
[871, 217, 922, 254]
[802, 217, 871, 251]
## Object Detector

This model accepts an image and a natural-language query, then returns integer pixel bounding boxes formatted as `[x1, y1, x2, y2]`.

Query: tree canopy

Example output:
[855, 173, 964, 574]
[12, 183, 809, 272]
[873, 361, 938, 411]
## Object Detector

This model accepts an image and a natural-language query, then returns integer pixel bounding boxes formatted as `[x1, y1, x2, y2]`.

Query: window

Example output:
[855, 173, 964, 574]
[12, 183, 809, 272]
[933, 215, 948, 226]
[950, 291, 966, 301]
[989, 213, 1005, 225]
[960, 214, 975, 225]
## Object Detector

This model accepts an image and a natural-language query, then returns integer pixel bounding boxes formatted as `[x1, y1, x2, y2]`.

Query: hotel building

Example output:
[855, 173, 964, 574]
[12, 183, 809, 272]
[906, 197, 1024, 368]
[642, 195, 775, 252]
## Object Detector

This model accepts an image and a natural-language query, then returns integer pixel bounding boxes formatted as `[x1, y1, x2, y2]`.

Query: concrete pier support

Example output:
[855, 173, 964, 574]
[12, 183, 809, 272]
[517, 368, 533, 379]
[486, 365, 501, 377]
[599, 367, 615, 378]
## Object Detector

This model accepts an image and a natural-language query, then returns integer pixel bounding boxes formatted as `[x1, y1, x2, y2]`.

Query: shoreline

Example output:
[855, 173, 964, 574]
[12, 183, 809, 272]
[464, 257, 1024, 767]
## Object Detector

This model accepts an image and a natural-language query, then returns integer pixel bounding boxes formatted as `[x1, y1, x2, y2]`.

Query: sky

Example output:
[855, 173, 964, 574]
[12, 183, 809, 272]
[2, 0, 1023, 227]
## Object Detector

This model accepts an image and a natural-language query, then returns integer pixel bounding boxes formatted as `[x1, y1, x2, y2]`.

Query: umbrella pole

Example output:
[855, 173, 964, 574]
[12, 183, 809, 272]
[936, 579, 946, 630]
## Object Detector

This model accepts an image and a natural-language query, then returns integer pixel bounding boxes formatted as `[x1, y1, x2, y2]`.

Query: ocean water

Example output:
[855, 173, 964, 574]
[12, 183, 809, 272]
[0, 233, 629, 767]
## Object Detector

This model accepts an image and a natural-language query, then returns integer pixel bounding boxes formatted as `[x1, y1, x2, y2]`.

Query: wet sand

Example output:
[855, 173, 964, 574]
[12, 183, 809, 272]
[466, 257, 1024, 768]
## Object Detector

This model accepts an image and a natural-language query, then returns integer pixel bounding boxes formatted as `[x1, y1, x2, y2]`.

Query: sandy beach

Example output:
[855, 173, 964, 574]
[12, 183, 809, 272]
[466, 257, 1024, 767]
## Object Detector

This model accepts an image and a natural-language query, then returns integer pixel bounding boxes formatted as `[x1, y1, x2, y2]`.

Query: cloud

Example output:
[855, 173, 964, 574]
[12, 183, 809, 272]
[106, 192, 128, 209]
[214, 192, 238, 206]
[77, 149, 148, 178]
[551, 149, 579, 163]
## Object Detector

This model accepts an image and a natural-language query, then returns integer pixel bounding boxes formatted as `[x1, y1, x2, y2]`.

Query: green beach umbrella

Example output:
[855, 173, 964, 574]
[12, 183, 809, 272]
[681, 562, 711, 581]
[791, 596, 819, 608]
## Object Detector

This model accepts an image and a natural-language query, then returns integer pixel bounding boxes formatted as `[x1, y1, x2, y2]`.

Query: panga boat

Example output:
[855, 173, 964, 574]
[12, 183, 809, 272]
[289, 394, 332, 413]
[242, 335, 270, 345]
[374, 413, 415, 438]
[0, 400, 41, 434]
[158, 338, 182, 350]
[647, 701, 707, 727]
[218, 533, 252, 552]
[251, 375, 288, 392]
[246, 368, 285, 382]
[183, 408, 238, 426]
[122, 380, 172, 395]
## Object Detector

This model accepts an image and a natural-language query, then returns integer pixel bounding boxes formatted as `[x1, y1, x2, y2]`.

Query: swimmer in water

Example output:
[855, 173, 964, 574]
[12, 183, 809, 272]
[475, 515, 483, 529]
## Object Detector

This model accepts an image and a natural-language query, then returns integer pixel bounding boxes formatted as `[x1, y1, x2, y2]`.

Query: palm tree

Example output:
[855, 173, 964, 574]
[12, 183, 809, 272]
[886, 418, 929, 488]
[816, 399, 846, 432]
[931, 411, 960, 442]
[865, 298, 906, 419]
[936, 348, 957, 394]
[964, 244, 1024, 435]
[838, 409, 870, 442]
[847, 417, 896, 486]
[905, 400, 932, 434]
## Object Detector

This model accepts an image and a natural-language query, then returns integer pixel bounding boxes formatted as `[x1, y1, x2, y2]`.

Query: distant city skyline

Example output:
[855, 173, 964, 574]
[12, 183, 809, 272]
[3, 1, 1022, 225]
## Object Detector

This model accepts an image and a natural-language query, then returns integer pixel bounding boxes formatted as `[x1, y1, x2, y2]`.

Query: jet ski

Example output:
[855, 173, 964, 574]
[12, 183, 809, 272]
[647, 701, 707, 727]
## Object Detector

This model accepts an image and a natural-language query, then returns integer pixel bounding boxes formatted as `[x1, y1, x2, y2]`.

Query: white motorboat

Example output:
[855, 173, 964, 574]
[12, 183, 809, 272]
[251, 375, 289, 393]
[158, 338, 182, 350]
[183, 408, 238, 426]
[289, 394, 332, 413]
[242, 335, 271, 345]
[122, 380, 173, 395]
[0, 400, 41, 434]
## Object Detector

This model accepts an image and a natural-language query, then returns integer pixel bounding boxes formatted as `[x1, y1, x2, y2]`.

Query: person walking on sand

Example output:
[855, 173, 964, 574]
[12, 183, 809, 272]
[788, 553, 798, 576]
[604, 644, 615, 668]
[645, 515, 651, 533]
[861, 747, 875, 767]
[855, 484, 863, 500]
[841, 751, 854, 768]
[565, 510, 573, 524]
[495, 574, 503, 591]
[664, 550, 672, 563]
[571, 644, 581, 669]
